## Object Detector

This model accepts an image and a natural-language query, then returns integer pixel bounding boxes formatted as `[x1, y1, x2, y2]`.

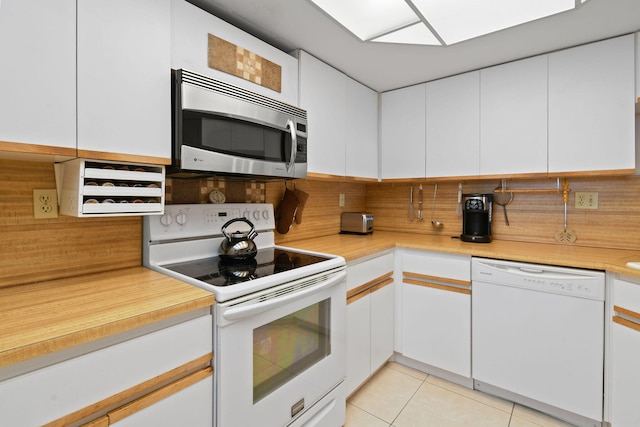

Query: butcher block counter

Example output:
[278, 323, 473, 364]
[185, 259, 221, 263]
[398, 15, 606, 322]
[284, 231, 640, 277]
[0, 267, 214, 369]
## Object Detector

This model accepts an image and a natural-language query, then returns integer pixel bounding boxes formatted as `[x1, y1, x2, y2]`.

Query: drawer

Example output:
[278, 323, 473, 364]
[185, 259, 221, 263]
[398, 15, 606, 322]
[347, 251, 394, 292]
[0, 315, 212, 426]
[614, 276, 640, 314]
[402, 249, 470, 282]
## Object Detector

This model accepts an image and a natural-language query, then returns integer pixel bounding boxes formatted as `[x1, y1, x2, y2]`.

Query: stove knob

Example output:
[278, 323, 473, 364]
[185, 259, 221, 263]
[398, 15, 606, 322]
[159, 213, 173, 226]
[262, 209, 270, 220]
[253, 210, 261, 221]
[243, 210, 251, 220]
[175, 212, 187, 226]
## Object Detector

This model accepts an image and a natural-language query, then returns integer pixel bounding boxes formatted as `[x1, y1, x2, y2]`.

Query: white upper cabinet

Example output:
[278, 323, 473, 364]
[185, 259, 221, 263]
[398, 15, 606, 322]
[346, 78, 379, 180]
[548, 34, 635, 174]
[77, 0, 172, 162]
[299, 51, 378, 179]
[426, 71, 480, 178]
[299, 51, 347, 177]
[171, 0, 298, 106]
[0, 0, 76, 153]
[381, 84, 426, 179]
[480, 56, 548, 176]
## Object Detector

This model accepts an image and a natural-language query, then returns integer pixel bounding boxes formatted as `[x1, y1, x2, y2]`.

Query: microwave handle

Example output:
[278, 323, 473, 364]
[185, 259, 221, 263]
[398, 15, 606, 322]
[286, 119, 297, 173]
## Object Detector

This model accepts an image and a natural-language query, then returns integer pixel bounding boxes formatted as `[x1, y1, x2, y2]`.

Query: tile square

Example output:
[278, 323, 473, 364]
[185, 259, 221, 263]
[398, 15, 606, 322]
[348, 365, 423, 423]
[345, 403, 389, 427]
[393, 382, 511, 427]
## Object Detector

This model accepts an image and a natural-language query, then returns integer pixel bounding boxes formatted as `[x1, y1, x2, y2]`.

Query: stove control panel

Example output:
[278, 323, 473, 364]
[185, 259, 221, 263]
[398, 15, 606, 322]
[146, 203, 275, 241]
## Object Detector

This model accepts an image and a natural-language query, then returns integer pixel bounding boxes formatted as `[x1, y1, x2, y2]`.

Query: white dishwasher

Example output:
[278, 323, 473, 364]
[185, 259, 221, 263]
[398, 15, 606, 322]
[471, 258, 605, 427]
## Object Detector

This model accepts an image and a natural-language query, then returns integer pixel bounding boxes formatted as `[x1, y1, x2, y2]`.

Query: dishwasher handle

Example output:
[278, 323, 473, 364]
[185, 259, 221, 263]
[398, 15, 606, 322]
[516, 266, 545, 274]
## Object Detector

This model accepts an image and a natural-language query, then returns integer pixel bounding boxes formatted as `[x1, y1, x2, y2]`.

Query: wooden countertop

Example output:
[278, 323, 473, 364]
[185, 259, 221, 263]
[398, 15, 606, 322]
[283, 231, 640, 277]
[0, 267, 214, 369]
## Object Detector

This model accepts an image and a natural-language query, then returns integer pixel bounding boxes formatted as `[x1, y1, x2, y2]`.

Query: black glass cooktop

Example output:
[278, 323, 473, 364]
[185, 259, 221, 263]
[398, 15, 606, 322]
[161, 247, 331, 287]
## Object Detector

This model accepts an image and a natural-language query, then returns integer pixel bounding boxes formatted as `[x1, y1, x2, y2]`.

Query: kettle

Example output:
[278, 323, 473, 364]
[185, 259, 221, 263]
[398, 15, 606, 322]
[219, 218, 258, 261]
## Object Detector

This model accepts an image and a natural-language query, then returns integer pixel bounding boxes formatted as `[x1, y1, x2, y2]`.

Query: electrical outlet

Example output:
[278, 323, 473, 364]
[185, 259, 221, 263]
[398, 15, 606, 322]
[339, 193, 345, 207]
[575, 191, 598, 210]
[33, 189, 59, 219]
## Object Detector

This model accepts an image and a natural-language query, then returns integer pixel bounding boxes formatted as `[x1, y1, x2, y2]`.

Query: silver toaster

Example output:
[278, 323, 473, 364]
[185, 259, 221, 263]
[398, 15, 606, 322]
[340, 212, 374, 234]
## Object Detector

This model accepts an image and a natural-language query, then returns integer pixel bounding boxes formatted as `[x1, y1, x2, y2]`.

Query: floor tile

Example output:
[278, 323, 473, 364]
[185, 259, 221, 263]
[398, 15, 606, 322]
[511, 404, 575, 427]
[393, 381, 512, 427]
[348, 365, 423, 423]
[426, 375, 514, 413]
[345, 403, 390, 427]
[385, 362, 429, 381]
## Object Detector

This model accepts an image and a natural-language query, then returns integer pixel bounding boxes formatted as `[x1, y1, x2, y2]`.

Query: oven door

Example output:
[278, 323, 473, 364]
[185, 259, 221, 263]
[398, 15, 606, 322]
[215, 268, 346, 427]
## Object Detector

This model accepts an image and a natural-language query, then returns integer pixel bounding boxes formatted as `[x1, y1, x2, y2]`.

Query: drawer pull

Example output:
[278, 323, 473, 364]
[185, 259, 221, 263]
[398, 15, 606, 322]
[613, 305, 640, 332]
[346, 271, 393, 301]
[403, 271, 470, 288]
[403, 278, 471, 295]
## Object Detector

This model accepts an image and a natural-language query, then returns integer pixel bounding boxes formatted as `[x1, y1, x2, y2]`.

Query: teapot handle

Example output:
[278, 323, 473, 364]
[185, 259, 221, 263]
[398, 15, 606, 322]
[221, 218, 258, 239]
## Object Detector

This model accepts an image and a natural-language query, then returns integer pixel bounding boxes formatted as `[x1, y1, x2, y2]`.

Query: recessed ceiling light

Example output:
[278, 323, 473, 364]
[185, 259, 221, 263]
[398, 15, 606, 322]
[308, 0, 588, 46]
[309, 0, 422, 41]
[371, 22, 440, 46]
[412, 0, 577, 45]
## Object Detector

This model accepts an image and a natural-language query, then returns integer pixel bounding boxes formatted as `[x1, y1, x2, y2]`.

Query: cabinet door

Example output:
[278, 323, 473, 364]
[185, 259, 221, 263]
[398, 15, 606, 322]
[609, 277, 640, 426]
[346, 293, 371, 396]
[370, 281, 394, 372]
[170, 0, 299, 105]
[401, 283, 471, 377]
[400, 250, 471, 378]
[0, 315, 212, 426]
[380, 84, 426, 179]
[346, 78, 378, 180]
[480, 56, 548, 176]
[299, 51, 347, 176]
[0, 0, 76, 153]
[426, 71, 480, 178]
[548, 34, 635, 174]
[77, 0, 171, 162]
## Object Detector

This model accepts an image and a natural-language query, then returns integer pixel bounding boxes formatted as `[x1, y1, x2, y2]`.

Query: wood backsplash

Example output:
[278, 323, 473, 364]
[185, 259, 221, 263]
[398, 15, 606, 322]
[271, 176, 640, 251]
[0, 159, 141, 288]
[266, 180, 367, 244]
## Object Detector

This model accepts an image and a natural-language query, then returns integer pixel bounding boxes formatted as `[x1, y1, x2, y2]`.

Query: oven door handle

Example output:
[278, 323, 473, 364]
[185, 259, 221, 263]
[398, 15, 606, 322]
[221, 270, 346, 322]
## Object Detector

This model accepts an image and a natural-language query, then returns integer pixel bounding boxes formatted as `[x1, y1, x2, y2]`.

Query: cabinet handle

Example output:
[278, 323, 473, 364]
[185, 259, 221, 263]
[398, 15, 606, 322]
[403, 271, 471, 295]
[43, 353, 212, 427]
[346, 277, 394, 305]
[613, 305, 640, 333]
[108, 367, 212, 423]
[403, 271, 470, 288]
[346, 272, 393, 300]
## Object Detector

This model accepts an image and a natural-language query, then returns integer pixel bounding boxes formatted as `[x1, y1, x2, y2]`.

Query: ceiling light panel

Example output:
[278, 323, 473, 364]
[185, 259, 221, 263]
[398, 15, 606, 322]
[411, 0, 576, 45]
[372, 22, 441, 46]
[309, 0, 419, 40]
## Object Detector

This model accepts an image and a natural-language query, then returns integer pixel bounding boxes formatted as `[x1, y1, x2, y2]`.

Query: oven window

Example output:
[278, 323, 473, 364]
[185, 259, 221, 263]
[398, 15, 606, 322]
[253, 298, 331, 403]
[182, 111, 291, 162]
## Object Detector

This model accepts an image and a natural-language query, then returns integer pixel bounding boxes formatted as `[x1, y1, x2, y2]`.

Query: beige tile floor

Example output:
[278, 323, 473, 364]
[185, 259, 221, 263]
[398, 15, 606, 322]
[346, 362, 576, 427]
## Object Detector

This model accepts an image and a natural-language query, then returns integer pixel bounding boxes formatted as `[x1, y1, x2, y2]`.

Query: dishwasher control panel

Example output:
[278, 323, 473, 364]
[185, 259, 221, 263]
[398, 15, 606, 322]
[472, 258, 605, 301]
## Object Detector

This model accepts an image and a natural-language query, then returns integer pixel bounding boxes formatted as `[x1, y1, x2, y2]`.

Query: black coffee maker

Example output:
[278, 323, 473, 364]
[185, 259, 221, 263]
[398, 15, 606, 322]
[460, 193, 493, 243]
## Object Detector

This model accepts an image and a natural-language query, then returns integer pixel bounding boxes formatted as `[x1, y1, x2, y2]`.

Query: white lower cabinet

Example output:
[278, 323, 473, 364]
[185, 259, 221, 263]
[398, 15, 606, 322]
[607, 275, 640, 426]
[346, 252, 395, 396]
[109, 372, 212, 427]
[0, 313, 213, 426]
[400, 249, 471, 379]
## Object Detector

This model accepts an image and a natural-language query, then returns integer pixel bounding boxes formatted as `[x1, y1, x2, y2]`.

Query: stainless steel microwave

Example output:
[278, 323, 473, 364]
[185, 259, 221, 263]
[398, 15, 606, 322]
[170, 69, 308, 179]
